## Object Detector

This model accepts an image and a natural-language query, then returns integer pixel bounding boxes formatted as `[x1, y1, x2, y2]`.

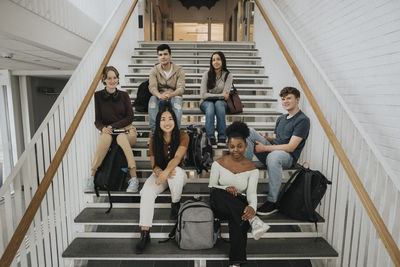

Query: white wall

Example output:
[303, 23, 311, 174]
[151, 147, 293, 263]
[108, 5, 140, 88]
[9, 0, 121, 41]
[68, 0, 122, 26]
[272, 0, 400, 179]
[253, 7, 300, 108]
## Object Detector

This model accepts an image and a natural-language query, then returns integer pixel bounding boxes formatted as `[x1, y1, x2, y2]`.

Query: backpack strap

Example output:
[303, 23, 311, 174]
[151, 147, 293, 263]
[158, 221, 178, 243]
[304, 170, 317, 223]
[105, 188, 113, 214]
[277, 167, 304, 204]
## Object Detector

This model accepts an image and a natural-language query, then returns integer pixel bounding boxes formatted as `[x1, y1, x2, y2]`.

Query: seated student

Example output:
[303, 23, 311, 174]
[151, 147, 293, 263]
[148, 44, 185, 133]
[244, 87, 310, 216]
[136, 106, 189, 254]
[85, 66, 139, 193]
[199, 51, 232, 147]
[209, 121, 270, 267]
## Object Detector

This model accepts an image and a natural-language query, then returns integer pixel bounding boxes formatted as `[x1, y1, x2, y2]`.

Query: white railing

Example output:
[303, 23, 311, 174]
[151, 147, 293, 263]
[0, 1, 136, 266]
[255, 1, 400, 267]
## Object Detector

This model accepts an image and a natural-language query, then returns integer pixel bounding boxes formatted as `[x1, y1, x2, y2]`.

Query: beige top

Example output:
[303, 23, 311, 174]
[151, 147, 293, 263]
[200, 71, 233, 99]
[148, 62, 185, 96]
[208, 161, 259, 210]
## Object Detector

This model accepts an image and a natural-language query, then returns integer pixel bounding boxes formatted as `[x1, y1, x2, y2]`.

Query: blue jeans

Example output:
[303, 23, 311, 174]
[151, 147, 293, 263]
[148, 96, 183, 133]
[200, 100, 227, 141]
[244, 128, 293, 203]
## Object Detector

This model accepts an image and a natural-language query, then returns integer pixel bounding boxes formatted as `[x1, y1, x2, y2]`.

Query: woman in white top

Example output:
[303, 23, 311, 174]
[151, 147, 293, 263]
[209, 121, 270, 267]
[199, 51, 233, 147]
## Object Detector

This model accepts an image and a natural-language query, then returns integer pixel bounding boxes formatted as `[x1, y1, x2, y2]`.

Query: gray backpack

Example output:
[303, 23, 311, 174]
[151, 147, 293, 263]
[160, 199, 220, 250]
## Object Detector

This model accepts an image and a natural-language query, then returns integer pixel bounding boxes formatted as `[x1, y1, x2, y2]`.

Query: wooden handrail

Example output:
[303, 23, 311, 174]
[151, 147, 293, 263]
[253, 0, 400, 265]
[0, 1, 138, 266]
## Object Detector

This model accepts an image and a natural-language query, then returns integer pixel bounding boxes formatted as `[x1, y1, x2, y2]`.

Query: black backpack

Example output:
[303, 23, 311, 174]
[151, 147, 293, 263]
[133, 80, 151, 112]
[185, 125, 213, 173]
[277, 164, 332, 223]
[94, 137, 128, 213]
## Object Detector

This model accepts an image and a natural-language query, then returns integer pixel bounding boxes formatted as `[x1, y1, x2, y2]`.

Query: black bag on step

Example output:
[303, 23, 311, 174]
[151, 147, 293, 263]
[185, 125, 213, 174]
[133, 80, 151, 112]
[94, 136, 128, 213]
[277, 164, 332, 222]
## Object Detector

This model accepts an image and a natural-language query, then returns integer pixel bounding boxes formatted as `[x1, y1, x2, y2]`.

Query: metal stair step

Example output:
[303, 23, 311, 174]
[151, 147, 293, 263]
[126, 73, 268, 79]
[135, 47, 258, 52]
[129, 64, 264, 69]
[131, 121, 276, 130]
[129, 95, 275, 102]
[131, 55, 261, 60]
[132, 108, 281, 115]
[122, 83, 272, 90]
[62, 237, 338, 260]
[75, 208, 324, 226]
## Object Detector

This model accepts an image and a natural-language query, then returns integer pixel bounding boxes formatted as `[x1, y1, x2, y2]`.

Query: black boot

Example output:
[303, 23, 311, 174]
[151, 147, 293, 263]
[135, 230, 150, 254]
[170, 202, 180, 220]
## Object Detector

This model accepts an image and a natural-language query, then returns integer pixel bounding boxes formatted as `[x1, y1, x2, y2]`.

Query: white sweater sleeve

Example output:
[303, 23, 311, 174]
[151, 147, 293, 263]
[208, 162, 228, 190]
[246, 169, 259, 210]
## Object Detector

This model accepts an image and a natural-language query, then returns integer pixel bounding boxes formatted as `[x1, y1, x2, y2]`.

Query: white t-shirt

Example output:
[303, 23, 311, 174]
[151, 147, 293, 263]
[163, 65, 173, 79]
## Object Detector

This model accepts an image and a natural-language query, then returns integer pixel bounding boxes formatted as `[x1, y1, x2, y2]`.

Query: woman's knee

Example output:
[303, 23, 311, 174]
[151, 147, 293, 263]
[215, 100, 227, 111]
[98, 133, 112, 143]
[116, 133, 128, 144]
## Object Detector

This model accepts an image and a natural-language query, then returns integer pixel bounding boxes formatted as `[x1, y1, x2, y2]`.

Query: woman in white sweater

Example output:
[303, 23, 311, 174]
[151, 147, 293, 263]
[209, 121, 270, 267]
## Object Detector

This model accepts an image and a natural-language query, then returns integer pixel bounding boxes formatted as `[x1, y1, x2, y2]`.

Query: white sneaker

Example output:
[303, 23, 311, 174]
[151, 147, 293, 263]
[250, 216, 270, 240]
[126, 177, 139, 192]
[84, 176, 94, 192]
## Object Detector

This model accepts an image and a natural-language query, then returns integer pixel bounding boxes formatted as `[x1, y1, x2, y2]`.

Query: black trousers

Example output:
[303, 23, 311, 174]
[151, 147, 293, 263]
[210, 188, 250, 265]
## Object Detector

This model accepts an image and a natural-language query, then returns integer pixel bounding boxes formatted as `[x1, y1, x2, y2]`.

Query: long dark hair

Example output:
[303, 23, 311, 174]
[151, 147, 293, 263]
[207, 51, 230, 90]
[152, 106, 180, 170]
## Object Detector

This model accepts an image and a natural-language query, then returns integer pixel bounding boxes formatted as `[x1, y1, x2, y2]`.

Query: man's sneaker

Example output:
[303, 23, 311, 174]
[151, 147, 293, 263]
[250, 216, 270, 240]
[256, 201, 278, 216]
[84, 176, 94, 192]
[217, 139, 226, 148]
[210, 138, 217, 148]
[126, 177, 139, 192]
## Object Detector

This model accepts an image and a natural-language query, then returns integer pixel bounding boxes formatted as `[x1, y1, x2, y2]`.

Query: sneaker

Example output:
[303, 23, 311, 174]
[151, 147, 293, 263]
[210, 138, 217, 148]
[250, 216, 270, 240]
[84, 176, 94, 192]
[217, 139, 226, 147]
[256, 201, 278, 216]
[170, 202, 180, 220]
[126, 177, 139, 192]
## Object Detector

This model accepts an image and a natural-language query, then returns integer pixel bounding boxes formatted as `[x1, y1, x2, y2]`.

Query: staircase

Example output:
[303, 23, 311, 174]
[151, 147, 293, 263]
[62, 42, 338, 266]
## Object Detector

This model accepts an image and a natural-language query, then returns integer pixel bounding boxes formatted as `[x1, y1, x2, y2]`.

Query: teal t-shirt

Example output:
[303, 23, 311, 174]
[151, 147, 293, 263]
[273, 110, 310, 162]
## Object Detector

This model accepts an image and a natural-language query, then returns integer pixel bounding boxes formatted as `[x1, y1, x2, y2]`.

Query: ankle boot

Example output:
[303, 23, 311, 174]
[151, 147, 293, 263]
[170, 202, 180, 220]
[135, 230, 150, 254]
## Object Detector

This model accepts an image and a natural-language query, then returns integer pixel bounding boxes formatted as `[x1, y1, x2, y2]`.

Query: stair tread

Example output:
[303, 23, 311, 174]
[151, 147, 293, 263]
[130, 95, 276, 101]
[132, 55, 261, 59]
[134, 160, 277, 170]
[135, 47, 258, 51]
[75, 208, 324, 225]
[126, 73, 268, 78]
[62, 237, 338, 259]
[129, 64, 264, 69]
[132, 108, 281, 115]
[122, 83, 272, 89]
[131, 121, 276, 128]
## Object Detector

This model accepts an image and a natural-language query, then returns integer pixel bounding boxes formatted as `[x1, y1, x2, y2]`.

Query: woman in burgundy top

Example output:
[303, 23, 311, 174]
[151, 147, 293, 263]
[85, 66, 139, 193]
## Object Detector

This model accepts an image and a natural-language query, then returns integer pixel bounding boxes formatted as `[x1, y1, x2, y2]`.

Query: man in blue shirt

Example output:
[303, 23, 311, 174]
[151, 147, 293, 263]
[244, 87, 310, 216]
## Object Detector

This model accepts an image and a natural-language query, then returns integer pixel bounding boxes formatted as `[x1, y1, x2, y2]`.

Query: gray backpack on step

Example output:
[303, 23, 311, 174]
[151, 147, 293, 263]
[160, 199, 220, 250]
